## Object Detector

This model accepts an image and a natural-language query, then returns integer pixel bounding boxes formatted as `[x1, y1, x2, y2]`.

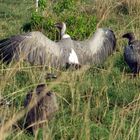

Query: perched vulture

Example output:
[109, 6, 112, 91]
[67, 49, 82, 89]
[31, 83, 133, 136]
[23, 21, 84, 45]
[122, 32, 140, 73]
[55, 22, 116, 65]
[24, 84, 58, 134]
[0, 29, 80, 68]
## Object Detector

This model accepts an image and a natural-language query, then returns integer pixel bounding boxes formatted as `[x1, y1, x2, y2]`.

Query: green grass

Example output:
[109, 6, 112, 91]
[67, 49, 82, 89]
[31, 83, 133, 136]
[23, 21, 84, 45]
[0, 0, 140, 140]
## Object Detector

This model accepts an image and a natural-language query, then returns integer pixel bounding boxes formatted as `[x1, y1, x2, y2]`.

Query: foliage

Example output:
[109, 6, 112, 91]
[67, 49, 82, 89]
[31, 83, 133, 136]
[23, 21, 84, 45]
[53, 0, 75, 13]
[22, 0, 97, 40]
[39, 0, 47, 11]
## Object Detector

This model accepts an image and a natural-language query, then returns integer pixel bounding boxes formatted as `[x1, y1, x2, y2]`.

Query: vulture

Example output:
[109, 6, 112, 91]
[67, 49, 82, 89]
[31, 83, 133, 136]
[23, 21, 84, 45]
[0, 28, 80, 68]
[55, 22, 116, 65]
[24, 84, 58, 134]
[122, 32, 140, 73]
[0, 22, 116, 68]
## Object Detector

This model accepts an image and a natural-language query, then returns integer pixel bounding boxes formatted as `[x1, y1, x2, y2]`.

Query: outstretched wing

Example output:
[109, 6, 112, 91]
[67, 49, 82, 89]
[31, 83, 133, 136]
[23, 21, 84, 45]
[0, 31, 61, 66]
[73, 28, 116, 65]
[91, 29, 116, 64]
[0, 34, 26, 63]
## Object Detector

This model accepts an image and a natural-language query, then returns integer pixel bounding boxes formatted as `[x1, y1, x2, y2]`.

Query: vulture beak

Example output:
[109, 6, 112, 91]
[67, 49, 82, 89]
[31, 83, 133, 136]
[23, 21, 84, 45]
[122, 33, 128, 38]
[54, 22, 63, 30]
[122, 32, 135, 42]
[54, 23, 58, 27]
[122, 33, 134, 39]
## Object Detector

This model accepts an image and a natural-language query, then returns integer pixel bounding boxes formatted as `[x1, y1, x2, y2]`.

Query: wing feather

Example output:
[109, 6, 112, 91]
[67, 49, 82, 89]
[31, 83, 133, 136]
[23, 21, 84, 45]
[0, 31, 61, 66]
[72, 29, 116, 65]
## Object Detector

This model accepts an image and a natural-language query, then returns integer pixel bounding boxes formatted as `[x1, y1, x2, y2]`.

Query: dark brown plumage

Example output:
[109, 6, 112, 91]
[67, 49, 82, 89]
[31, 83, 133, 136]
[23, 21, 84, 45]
[23, 84, 58, 134]
[122, 32, 140, 73]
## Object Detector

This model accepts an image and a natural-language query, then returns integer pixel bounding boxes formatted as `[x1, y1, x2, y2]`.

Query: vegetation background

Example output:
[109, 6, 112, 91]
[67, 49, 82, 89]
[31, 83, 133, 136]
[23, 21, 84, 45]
[0, 0, 140, 139]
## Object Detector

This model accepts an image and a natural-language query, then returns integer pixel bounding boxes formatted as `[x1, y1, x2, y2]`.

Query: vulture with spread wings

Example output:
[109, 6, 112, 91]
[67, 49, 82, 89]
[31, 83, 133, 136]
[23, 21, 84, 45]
[0, 22, 116, 69]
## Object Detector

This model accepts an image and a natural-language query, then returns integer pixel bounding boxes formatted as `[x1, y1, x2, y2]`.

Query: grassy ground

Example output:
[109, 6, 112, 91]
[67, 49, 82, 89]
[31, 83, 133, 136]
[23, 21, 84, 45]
[0, 0, 140, 139]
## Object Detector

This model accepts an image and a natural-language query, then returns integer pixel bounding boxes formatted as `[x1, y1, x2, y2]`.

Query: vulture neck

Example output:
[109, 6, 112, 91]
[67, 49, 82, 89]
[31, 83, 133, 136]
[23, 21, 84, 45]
[60, 23, 70, 39]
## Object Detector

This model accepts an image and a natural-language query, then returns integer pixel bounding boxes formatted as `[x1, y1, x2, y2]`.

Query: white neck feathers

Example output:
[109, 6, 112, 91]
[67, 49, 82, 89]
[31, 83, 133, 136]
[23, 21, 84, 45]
[61, 23, 66, 35]
[60, 22, 71, 39]
[62, 34, 70, 39]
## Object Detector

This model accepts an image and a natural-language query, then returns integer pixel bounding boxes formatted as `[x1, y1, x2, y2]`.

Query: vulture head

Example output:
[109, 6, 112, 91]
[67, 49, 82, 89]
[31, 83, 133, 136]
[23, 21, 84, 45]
[54, 22, 70, 39]
[122, 32, 135, 44]
[54, 22, 66, 31]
